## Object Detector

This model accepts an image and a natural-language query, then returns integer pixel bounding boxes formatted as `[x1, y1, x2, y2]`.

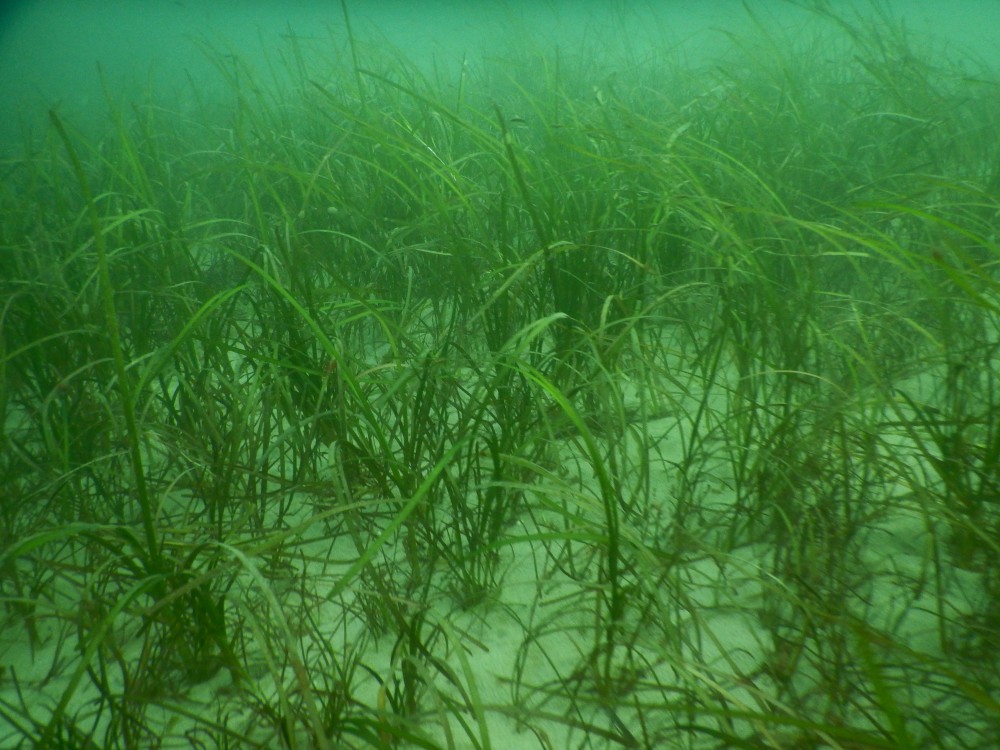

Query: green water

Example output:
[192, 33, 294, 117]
[1, 3, 998, 748]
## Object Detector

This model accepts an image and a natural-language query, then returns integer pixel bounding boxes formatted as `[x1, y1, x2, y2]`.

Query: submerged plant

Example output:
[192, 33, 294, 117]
[2, 4, 999, 748]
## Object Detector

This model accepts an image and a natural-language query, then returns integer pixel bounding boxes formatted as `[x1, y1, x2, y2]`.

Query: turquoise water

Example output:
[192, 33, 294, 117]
[1, 2, 998, 747]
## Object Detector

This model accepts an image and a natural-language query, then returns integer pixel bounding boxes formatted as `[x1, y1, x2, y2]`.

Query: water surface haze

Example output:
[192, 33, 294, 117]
[2, 0, 998, 155]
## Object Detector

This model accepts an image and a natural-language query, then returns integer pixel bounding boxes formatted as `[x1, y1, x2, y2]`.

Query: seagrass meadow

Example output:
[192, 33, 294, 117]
[1, 4, 999, 748]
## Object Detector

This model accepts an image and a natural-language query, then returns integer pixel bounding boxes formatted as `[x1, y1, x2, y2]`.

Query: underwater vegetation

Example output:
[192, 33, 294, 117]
[1, 6, 999, 749]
